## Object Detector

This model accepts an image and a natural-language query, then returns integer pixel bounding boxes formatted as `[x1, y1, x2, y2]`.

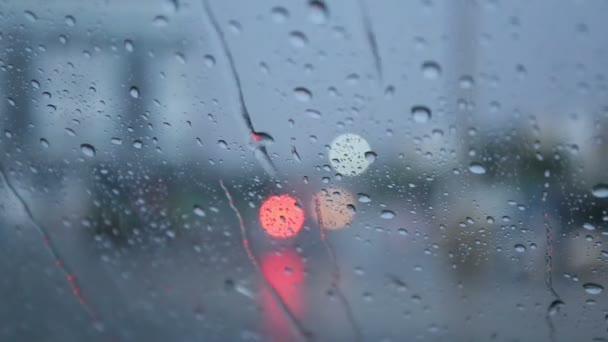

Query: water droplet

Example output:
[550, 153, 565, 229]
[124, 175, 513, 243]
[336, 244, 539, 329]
[421, 61, 441, 79]
[289, 31, 308, 48]
[213, 140, 227, 149]
[583, 283, 604, 295]
[591, 184, 608, 198]
[271, 6, 289, 23]
[129, 86, 140, 98]
[203, 55, 216, 68]
[124, 39, 134, 52]
[583, 222, 596, 231]
[80, 144, 96, 157]
[305, 109, 321, 119]
[193, 205, 206, 217]
[24, 10, 37, 22]
[514, 244, 526, 252]
[458, 75, 475, 89]
[133, 140, 143, 149]
[346, 204, 357, 215]
[547, 300, 565, 316]
[293, 87, 312, 102]
[228, 20, 241, 35]
[153, 15, 169, 27]
[358, 193, 371, 203]
[40, 138, 49, 148]
[380, 210, 395, 219]
[411, 106, 431, 123]
[111, 137, 122, 145]
[65, 15, 76, 27]
[469, 163, 486, 175]
[308, 1, 328, 24]
[364, 151, 377, 163]
[31, 80, 40, 89]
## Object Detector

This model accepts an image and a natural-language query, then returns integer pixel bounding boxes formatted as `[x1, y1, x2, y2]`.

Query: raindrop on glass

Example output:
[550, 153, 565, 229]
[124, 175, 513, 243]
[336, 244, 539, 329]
[458, 75, 475, 89]
[80, 144, 96, 157]
[583, 283, 604, 295]
[65, 15, 76, 26]
[358, 193, 371, 203]
[271, 6, 289, 23]
[380, 210, 395, 219]
[24, 10, 37, 22]
[514, 244, 526, 253]
[411, 106, 431, 123]
[294, 87, 312, 102]
[204, 55, 216, 68]
[365, 151, 377, 163]
[129, 86, 140, 99]
[193, 205, 206, 217]
[308, 1, 328, 24]
[583, 223, 596, 231]
[124, 39, 134, 52]
[591, 184, 608, 198]
[421, 61, 441, 79]
[469, 163, 486, 175]
[289, 31, 308, 48]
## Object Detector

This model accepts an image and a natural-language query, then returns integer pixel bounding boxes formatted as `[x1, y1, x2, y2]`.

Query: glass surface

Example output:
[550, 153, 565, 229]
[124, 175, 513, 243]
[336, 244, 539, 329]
[1, 0, 608, 341]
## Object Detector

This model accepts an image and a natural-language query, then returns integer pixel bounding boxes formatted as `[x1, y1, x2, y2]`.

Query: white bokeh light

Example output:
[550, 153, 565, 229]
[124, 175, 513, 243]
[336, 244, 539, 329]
[328, 133, 372, 176]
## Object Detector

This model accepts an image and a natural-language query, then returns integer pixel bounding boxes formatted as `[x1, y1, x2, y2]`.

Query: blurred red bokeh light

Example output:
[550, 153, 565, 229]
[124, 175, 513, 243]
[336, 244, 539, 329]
[259, 195, 305, 238]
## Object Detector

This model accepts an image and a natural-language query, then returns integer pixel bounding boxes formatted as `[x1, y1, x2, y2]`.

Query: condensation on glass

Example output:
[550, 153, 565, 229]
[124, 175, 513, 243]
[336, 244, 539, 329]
[0, 0, 607, 341]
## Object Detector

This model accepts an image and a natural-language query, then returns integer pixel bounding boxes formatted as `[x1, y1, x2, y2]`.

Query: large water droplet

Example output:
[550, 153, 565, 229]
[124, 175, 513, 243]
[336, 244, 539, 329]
[24, 10, 37, 22]
[308, 1, 328, 24]
[204, 55, 216, 68]
[547, 300, 565, 316]
[80, 144, 96, 157]
[65, 15, 76, 27]
[411, 106, 431, 123]
[124, 39, 134, 52]
[357, 193, 371, 203]
[271, 6, 289, 23]
[583, 222, 596, 231]
[294, 87, 312, 102]
[421, 61, 441, 79]
[469, 163, 486, 175]
[289, 31, 308, 48]
[380, 210, 395, 219]
[364, 151, 377, 163]
[153, 15, 169, 27]
[591, 184, 608, 198]
[129, 86, 140, 99]
[583, 283, 604, 295]
[514, 244, 526, 252]
[459, 75, 475, 89]
[193, 205, 206, 217]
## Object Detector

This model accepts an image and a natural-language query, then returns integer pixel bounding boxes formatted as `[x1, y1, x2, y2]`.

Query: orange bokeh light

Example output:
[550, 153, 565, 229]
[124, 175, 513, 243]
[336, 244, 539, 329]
[311, 187, 355, 230]
[259, 195, 305, 238]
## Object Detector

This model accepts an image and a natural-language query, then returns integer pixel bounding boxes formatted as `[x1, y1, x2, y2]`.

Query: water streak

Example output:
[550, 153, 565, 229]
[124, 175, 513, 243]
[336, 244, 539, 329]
[202, 0, 278, 176]
[0, 166, 100, 324]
